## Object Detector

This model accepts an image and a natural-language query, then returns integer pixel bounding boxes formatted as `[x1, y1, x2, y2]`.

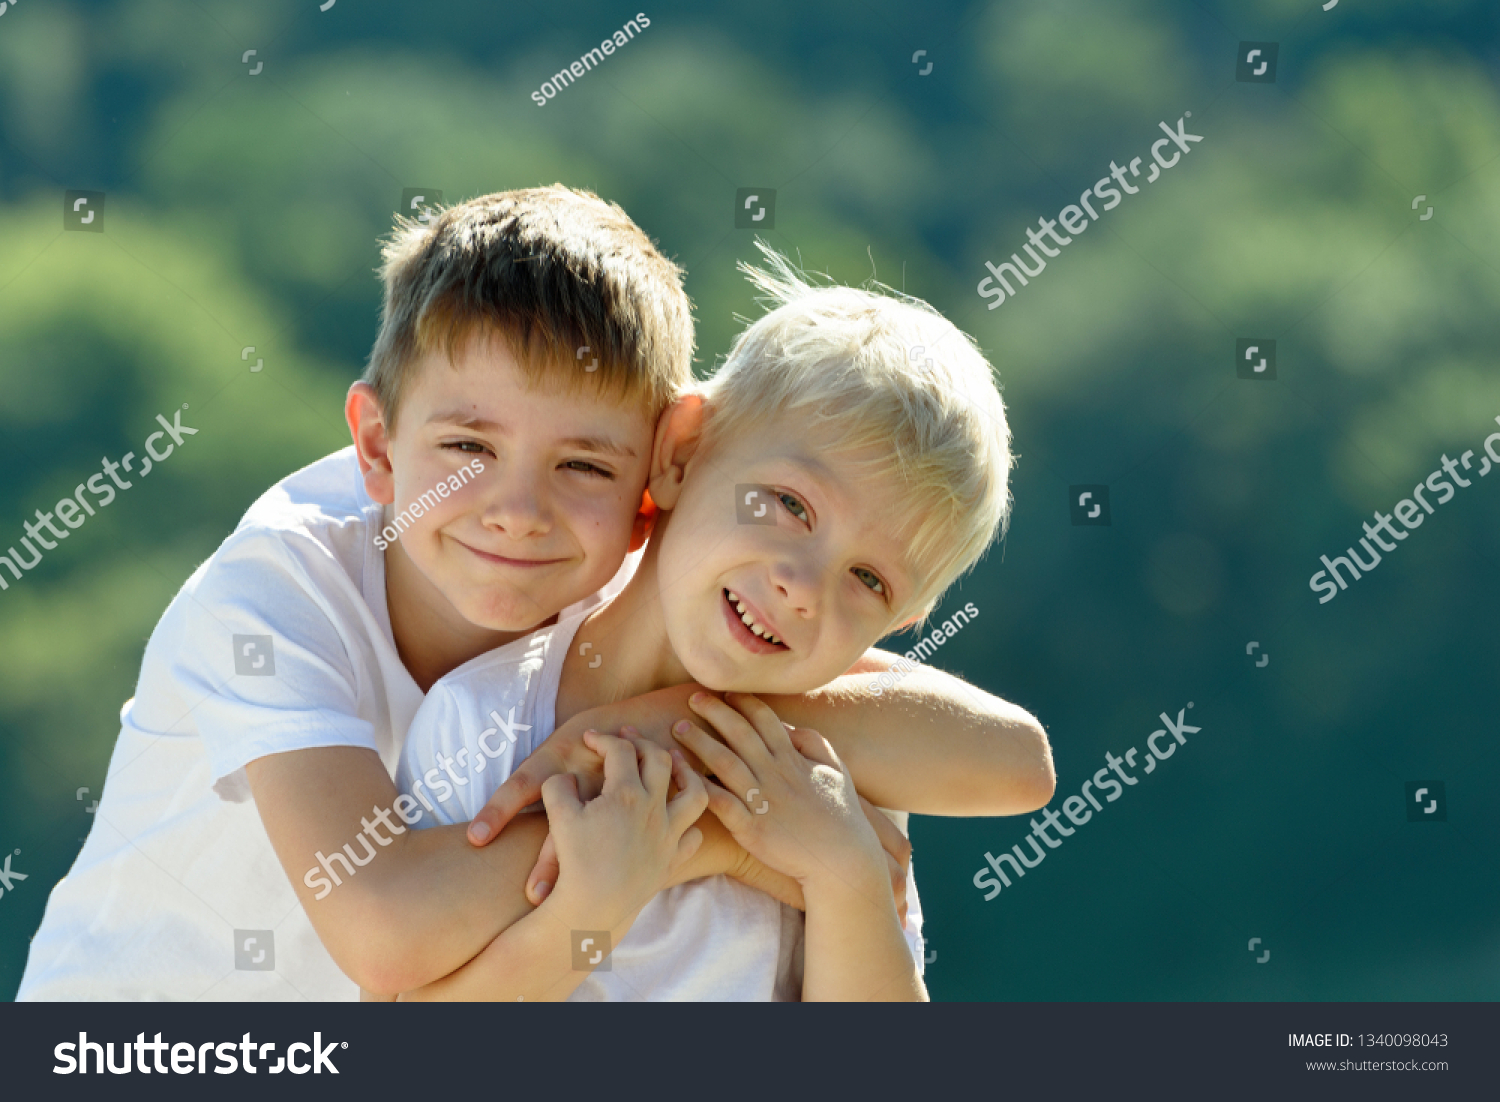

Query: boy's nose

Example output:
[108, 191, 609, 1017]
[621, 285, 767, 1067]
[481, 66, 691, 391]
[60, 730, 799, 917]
[769, 557, 821, 618]
[483, 472, 552, 539]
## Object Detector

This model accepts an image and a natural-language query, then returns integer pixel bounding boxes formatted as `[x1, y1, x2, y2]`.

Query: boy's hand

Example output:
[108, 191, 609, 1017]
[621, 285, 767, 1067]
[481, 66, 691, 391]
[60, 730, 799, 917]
[539, 731, 709, 931]
[517, 719, 910, 920]
[671, 692, 891, 900]
[466, 723, 609, 846]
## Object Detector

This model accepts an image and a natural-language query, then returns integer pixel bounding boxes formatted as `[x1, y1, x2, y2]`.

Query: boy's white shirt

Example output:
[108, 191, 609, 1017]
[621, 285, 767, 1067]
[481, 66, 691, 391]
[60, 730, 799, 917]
[15, 447, 632, 1002]
[394, 611, 926, 1002]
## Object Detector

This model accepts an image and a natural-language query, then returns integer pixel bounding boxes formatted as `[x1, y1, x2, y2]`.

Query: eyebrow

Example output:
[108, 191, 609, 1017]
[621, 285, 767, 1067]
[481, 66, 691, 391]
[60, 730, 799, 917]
[429, 412, 637, 459]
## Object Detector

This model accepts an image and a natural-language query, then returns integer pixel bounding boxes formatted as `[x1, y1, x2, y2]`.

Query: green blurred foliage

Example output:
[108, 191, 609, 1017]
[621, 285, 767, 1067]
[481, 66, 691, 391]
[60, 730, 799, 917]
[2, 0, 1498, 1000]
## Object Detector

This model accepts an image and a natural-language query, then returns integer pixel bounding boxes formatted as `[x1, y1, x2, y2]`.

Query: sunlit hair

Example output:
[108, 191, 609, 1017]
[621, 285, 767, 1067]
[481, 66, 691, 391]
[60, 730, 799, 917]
[364, 185, 694, 433]
[699, 243, 1014, 622]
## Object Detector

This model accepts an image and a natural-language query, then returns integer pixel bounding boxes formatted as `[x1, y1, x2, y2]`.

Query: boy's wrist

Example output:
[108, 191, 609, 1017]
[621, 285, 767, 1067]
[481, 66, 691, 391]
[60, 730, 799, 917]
[798, 851, 893, 913]
[538, 882, 633, 936]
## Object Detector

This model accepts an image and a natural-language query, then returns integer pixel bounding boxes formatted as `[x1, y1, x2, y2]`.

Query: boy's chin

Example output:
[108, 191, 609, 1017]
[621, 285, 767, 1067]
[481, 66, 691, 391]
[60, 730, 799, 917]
[455, 591, 562, 633]
[683, 658, 824, 698]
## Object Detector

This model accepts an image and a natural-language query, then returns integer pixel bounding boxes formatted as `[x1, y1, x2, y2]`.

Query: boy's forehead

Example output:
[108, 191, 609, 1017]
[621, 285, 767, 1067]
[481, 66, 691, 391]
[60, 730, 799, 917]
[410, 339, 656, 434]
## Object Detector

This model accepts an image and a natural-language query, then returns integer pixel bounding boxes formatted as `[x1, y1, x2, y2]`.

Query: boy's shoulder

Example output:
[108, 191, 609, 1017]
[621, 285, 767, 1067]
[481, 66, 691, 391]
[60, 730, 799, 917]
[232, 445, 374, 538]
[206, 446, 379, 586]
[146, 445, 385, 687]
[134, 447, 407, 801]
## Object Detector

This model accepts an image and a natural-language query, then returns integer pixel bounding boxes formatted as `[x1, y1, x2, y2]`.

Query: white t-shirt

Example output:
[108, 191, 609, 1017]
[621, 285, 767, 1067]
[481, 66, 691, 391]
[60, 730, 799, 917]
[394, 612, 926, 1001]
[16, 447, 627, 1002]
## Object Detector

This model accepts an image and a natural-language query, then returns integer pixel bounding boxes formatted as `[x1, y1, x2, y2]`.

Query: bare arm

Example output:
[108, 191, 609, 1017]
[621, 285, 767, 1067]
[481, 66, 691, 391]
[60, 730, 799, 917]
[469, 655, 1052, 847]
[402, 735, 707, 1002]
[762, 649, 1056, 816]
[296, 654, 1039, 996]
[247, 746, 552, 996]
[800, 865, 925, 1002]
[248, 745, 756, 997]
[673, 694, 925, 1002]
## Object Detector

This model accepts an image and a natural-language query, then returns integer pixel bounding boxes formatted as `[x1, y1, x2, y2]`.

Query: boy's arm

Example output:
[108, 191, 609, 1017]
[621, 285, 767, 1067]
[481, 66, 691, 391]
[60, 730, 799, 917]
[469, 650, 1054, 845]
[800, 864, 927, 1002]
[247, 746, 549, 996]
[673, 694, 925, 1002]
[246, 745, 734, 996]
[401, 734, 707, 1002]
[762, 648, 1056, 816]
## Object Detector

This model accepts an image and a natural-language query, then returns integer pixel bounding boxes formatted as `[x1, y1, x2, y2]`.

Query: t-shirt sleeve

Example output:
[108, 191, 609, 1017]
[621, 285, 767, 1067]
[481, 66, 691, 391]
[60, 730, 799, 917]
[147, 528, 379, 802]
[394, 672, 529, 828]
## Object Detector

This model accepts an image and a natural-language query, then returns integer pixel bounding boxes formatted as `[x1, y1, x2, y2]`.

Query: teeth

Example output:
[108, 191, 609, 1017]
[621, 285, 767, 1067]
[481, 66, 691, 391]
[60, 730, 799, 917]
[728, 590, 782, 646]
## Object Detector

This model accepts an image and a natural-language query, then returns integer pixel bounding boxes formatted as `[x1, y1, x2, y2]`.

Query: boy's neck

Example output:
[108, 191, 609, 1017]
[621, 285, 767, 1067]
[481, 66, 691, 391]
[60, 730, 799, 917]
[556, 528, 690, 725]
[384, 543, 542, 693]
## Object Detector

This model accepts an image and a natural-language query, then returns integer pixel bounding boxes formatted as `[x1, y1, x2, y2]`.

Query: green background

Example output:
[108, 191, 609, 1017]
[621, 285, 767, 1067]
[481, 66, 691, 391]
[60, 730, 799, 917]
[2, 0, 1497, 1000]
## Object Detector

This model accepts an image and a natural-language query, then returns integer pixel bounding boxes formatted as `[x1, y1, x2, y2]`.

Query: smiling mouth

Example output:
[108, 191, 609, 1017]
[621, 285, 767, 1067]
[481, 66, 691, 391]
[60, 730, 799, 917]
[723, 589, 787, 650]
[456, 539, 567, 568]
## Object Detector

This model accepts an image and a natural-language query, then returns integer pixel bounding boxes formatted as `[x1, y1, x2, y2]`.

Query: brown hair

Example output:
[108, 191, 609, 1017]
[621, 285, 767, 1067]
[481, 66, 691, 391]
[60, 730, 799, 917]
[365, 185, 694, 432]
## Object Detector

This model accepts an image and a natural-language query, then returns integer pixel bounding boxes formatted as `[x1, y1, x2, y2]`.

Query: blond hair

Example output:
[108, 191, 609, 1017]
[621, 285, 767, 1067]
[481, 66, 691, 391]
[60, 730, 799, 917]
[365, 185, 694, 432]
[700, 244, 1013, 621]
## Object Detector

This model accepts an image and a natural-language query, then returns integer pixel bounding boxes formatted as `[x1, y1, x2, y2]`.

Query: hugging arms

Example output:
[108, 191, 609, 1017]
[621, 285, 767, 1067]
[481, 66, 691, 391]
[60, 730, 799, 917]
[250, 654, 1052, 999]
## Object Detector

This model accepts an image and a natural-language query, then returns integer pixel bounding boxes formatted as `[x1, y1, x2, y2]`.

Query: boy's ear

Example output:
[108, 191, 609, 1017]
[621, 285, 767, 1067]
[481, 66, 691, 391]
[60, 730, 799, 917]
[627, 489, 658, 552]
[346, 382, 396, 505]
[646, 394, 707, 511]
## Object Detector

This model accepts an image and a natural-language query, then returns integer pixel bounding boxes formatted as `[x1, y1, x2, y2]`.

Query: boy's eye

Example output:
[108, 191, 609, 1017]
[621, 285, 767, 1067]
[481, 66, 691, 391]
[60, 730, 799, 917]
[444, 440, 490, 455]
[777, 491, 809, 522]
[561, 459, 613, 479]
[853, 567, 887, 596]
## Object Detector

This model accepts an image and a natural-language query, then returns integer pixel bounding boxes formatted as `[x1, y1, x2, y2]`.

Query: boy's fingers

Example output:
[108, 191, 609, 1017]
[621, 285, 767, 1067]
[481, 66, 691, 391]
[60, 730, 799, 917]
[525, 833, 560, 905]
[672, 825, 704, 869]
[538, 773, 582, 821]
[637, 739, 674, 801]
[787, 724, 839, 770]
[702, 777, 754, 835]
[468, 747, 564, 845]
[686, 693, 773, 769]
[671, 720, 755, 796]
[724, 692, 796, 755]
[666, 766, 709, 836]
[586, 731, 645, 793]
